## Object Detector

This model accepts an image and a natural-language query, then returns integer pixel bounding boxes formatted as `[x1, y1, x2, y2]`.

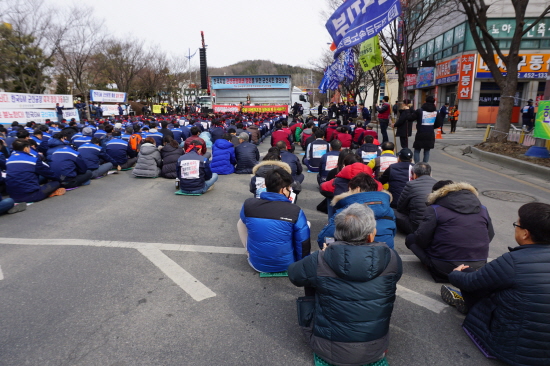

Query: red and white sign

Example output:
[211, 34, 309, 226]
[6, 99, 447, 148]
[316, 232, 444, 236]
[404, 74, 417, 87]
[458, 54, 477, 100]
[213, 105, 241, 113]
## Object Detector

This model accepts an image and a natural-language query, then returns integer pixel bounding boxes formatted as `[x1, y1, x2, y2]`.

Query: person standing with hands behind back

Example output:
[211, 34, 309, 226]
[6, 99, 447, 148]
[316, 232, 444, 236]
[449, 105, 460, 134]
[376, 96, 391, 143]
[412, 95, 442, 163]
[394, 99, 416, 149]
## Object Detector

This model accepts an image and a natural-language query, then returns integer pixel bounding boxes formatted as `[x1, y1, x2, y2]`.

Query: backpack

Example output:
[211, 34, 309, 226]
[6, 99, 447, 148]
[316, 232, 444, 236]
[128, 134, 142, 152]
[294, 125, 303, 143]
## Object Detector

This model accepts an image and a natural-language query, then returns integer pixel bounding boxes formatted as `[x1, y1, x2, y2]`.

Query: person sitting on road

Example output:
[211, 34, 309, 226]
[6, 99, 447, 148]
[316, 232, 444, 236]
[78, 137, 120, 179]
[442, 202, 550, 365]
[303, 129, 329, 173]
[133, 137, 162, 178]
[105, 131, 138, 170]
[406, 180, 494, 282]
[355, 135, 381, 163]
[238, 167, 310, 273]
[379, 148, 414, 207]
[276, 141, 304, 184]
[300, 122, 315, 151]
[50, 141, 93, 189]
[318, 173, 396, 249]
[73, 127, 94, 149]
[0, 192, 26, 215]
[395, 162, 437, 234]
[234, 132, 259, 174]
[45, 131, 71, 163]
[271, 123, 294, 153]
[317, 139, 341, 185]
[177, 140, 218, 194]
[288, 203, 402, 366]
[159, 136, 183, 179]
[320, 154, 378, 198]
[6, 139, 65, 202]
[363, 124, 379, 141]
[249, 148, 301, 198]
[367, 141, 398, 179]
[183, 126, 209, 158]
[211, 133, 236, 175]
[333, 126, 352, 148]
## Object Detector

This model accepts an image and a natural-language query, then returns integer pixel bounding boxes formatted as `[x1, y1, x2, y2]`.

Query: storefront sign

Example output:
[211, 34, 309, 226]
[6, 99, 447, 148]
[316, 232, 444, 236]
[0, 108, 80, 124]
[416, 67, 435, 88]
[476, 53, 550, 79]
[487, 18, 550, 39]
[534, 100, 550, 139]
[0, 92, 73, 109]
[458, 54, 477, 100]
[211, 75, 291, 90]
[436, 58, 460, 85]
[90, 90, 127, 103]
[213, 105, 241, 113]
[241, 105, 289, 114]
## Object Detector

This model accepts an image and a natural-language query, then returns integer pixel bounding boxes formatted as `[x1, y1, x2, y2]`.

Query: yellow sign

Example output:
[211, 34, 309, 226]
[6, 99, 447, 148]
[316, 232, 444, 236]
[476, 53, 550, 78]
[358, 36, 382, 72]
[152, 105, 162, 114]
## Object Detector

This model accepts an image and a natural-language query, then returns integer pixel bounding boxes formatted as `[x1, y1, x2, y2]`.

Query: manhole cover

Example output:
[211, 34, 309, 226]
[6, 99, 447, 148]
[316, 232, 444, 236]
[482, 190, 536, 203]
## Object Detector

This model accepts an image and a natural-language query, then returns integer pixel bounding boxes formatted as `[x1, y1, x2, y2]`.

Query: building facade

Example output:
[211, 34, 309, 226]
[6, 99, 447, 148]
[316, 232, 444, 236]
[406, 0, 549, 127]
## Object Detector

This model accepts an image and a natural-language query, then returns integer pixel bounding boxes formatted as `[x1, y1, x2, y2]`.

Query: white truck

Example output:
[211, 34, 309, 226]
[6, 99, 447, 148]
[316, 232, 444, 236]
[291, 86, 311, 112]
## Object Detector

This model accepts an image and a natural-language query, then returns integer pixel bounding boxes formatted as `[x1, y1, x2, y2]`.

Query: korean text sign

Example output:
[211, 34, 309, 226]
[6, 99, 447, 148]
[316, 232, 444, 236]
[211, 76, 290, 90]
[0, 108, 80, 124]
[436, 58, 460, 85]
[90, 90, 127, 103]
[458, 54, 477, 100]
[325, 0, 401, 58]
[476, 53, 550, 79]
[241, 105, 289, 114]
[534, 100, 550, 139]
[0, 92, 73, 109]
[416, 67, 435, 88]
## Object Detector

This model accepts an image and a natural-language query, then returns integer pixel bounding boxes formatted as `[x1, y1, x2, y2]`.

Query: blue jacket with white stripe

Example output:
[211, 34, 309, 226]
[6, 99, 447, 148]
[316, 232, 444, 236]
[51, 146, 89, 178]
[6, 151, 59, 200]
[240, 192, 311, 272]
[78, 143, 117, 170]
[105, 138, 132, 166]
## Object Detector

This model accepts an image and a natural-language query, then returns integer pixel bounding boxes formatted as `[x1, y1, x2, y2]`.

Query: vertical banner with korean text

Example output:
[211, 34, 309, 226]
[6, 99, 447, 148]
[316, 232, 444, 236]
[358, 35, 382, 72]
[458, 54, 477, 100]
[534, 100, 550, 139]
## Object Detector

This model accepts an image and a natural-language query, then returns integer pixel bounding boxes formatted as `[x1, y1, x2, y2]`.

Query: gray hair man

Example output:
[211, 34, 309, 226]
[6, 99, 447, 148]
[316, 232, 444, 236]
[395, 162, 437, 234]
[234, 132, 259, 174]
[289, 203, 402, 366]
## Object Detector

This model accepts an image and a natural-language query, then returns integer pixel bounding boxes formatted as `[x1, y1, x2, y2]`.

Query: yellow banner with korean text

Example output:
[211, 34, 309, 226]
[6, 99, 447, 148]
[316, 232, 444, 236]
[241, 105, 289, 114]
[476, 53, 550, 79]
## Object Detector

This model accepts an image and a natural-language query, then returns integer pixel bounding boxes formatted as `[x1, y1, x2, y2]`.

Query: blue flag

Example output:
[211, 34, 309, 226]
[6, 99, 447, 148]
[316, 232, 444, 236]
[326, 0, 401, 59]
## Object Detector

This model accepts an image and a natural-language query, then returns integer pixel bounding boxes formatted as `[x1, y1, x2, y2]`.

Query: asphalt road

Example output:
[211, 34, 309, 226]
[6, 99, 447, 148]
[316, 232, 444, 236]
[1, 127, 549, 366]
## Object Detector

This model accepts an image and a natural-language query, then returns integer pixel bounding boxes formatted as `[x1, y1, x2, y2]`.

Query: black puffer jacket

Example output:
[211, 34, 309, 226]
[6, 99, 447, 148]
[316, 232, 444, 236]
[160, 144, 183, 179]
[379, 161, 414, 207]
[289, 242, 402, 366]
[449, 243, 550, 366]
[235, 141, 259, 174]
[414, 182, 494, 262]
[394, 108, 416, 137]
[412, 103, 442, 150]
[396, 175, 437, 228]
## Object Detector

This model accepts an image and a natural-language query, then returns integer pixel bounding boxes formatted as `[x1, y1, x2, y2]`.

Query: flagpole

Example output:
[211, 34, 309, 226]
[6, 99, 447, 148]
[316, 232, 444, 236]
[381, 45, 397, 151]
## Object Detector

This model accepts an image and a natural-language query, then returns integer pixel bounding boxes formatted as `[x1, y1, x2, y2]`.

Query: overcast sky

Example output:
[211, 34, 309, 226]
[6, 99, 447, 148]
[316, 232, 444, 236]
[51, 0, 333, 69]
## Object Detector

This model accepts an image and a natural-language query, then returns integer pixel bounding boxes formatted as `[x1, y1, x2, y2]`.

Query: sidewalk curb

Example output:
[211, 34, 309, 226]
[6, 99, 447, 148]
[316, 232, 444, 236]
[469, 146, 550, 181]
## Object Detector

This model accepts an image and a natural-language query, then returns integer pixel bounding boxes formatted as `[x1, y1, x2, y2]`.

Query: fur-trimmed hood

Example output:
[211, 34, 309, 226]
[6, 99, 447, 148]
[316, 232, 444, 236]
[252, 160, 291, 176]
[427, 182, 481, 214]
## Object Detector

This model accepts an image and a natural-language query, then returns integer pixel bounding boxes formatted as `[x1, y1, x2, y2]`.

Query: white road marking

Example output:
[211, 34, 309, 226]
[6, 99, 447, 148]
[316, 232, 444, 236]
[0, 265, 3, 280]
[138, 248, 216, 302]
[0, 238, 246, 255]
[396, 284, 448, 314]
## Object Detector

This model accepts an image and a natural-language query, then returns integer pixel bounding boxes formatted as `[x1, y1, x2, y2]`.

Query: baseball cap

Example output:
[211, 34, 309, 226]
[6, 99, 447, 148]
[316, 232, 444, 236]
[399, 148, 413, 161]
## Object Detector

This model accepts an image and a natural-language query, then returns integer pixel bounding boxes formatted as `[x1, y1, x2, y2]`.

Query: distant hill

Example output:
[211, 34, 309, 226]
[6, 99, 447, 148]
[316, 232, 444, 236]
[209, 60, 319, 87]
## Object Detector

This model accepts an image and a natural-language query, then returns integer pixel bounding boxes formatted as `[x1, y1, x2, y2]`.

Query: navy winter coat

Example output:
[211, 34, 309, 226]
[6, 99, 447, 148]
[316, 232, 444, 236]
[449, 243, 550, 366]
[318, 191, 396, 248]
[234, 141, 259, 174]
[210, 139, 236, 175]
[289, 242, 402, 366]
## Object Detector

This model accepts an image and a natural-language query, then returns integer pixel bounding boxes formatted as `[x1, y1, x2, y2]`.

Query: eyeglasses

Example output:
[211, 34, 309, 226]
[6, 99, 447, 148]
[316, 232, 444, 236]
[512, 222, 524, 229]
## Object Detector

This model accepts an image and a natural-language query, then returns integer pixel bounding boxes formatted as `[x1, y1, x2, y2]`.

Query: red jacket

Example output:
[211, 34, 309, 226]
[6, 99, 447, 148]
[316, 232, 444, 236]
[271, 129, 292, 150]
[335, 132, 352, 148]
[353, 127, 365, 143]
[320, 163, 380, 196]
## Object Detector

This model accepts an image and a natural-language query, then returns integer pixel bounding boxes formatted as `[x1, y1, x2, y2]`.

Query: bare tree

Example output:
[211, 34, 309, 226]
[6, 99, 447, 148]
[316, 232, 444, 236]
[378, 0, 455, 102]
[456, 0, 550, 142]
[100, 39, 147, 94]
[55, 6, 105, 117]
